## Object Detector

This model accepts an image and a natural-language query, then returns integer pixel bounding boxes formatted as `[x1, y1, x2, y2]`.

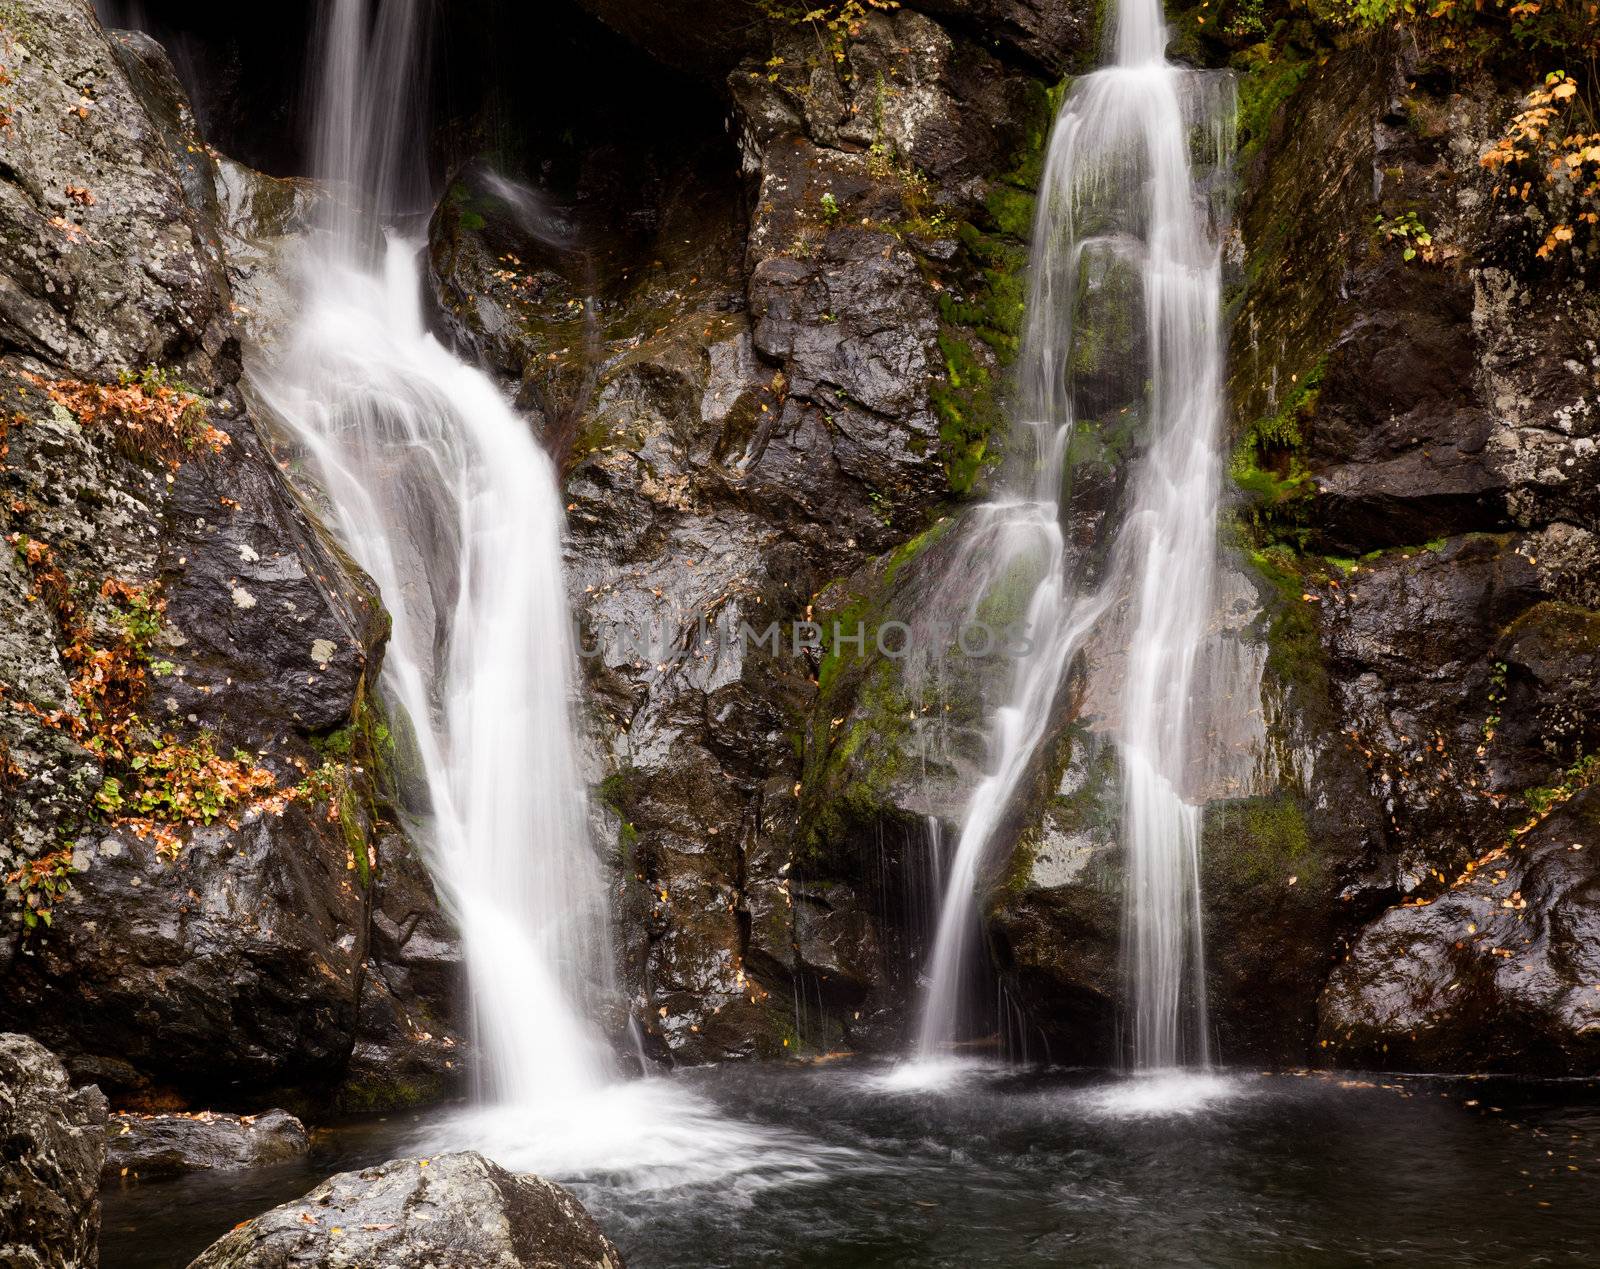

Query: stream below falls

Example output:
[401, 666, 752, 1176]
[102, 1063, 1600, 1267]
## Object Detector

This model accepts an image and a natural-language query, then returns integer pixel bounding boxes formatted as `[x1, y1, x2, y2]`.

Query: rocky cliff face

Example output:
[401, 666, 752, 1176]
[0, 3, 461, 1110]
[2, 0, 1595, 1099]
[529, 4, 1600, 1071]
[1226, 26, 1600, 1073]
[425, 0, 1098, 1060]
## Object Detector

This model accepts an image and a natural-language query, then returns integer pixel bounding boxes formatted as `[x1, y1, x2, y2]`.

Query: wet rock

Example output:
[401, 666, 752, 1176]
[988, 769, 1124, 1064]
[573, 0, 1094, 84]
[104, 1108, 308, 1180]
[187, 1151, 625, 1269]
[336, 831, 468, 1112]
[0, 0, 230, 379]
[1216, 28, 1600, 1071]
[569, 0, 775, 80]
[427, 166, 590, 424]
[508, 0, 1083, 1063]
[211, 158, 328, 350]
[906, 0, 1097, 75]
[1319, 787, 1600, 1074]
[1482, 602, 1600, 797]
[0, 1033, 107, 1269]
[6, 811, 366, 1103]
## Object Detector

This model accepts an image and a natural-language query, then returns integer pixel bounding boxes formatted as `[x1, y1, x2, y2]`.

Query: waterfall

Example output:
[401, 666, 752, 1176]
[913, 0, 1234, 1073]
[254, 0, 613, 1106]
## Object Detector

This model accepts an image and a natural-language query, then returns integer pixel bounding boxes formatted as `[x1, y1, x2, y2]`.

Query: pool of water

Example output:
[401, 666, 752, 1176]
[101, 1062, 1600, 1268]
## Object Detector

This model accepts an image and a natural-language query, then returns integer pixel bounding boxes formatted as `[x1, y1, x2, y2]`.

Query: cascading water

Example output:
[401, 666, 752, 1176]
[912, 0, 1235, 1076]
[256, 0, 613, 1106]
[249, 0, 847, 1190]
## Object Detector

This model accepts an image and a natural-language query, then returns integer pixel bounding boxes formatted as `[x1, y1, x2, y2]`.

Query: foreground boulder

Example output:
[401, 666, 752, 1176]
[187, 1152, 625, 1269]
[105, 1108, 307, 1180]
[0, 1033, 107, 1269]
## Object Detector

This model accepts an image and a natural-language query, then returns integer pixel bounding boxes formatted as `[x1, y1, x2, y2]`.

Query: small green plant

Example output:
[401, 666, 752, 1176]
[95, 774, 124, 816]
[112, 588, 164, 653]
[8, 848, 75, 931]
[296, 759, 347, 803]
[820, 191, 841, 220]
[1374, 211, 1434, 261]
[1222, 0, 1268, 38]
[1483, 659, 1508, 742]
[117, 732, 276, 825]
[763, 0, 901, 65]
[1523, 750, 1600, 820]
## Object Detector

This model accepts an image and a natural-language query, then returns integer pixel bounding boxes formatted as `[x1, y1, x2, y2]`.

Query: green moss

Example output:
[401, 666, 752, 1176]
[801, 656, 914, 865]
[815, 589, 873, 697]
[0, 2, 38, 47]
[445, 182, 487, 233]
[974, 547, 1048, 632]
[335, 1070, 450, 1114]
[1230, 356, 1326, 549]
[303, 678, 401, 888]
[928, 75, 1061, 496]
[595, 767, 642, 866]
[996, 724, 1119, 904]
[1234, 38, 1315, 162]
[1257, 358, 1324, 450]
[883, 517, 953, 588]
[1245, 544, 1331, 700]
[931, 330, 1002, 496]
[1206, 792, 1320, 890]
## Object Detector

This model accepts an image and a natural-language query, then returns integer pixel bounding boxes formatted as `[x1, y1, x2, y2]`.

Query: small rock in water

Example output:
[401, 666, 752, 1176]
[104, 1107, 309, 1180]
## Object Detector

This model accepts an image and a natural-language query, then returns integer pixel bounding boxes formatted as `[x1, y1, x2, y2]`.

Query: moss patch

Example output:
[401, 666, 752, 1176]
[1231, 356, 1325, 549]
[1205, 792, 1321, 890]
[929, 77, 1062, 496]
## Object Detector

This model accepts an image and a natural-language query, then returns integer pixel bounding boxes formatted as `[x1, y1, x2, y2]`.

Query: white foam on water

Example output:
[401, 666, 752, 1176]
[1087, 1071, 1241, 1117]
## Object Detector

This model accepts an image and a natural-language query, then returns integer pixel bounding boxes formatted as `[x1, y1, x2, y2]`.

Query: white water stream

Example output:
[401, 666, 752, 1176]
[249, 0, 840, 1181]
[258, 0, 613, 1108]
[913, 0, 1236, 1075]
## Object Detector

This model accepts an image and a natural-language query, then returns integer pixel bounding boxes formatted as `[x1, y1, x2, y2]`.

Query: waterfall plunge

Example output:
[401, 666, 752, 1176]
[247, 0, 849, 1192]
[914, 0, 1236, 1073]
[255, 0, 613, 1107]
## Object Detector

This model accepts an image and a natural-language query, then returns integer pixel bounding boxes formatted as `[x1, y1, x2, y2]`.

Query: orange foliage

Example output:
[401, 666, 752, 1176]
[24, 372, 230, 466]
[1482, 71, 1600, 266]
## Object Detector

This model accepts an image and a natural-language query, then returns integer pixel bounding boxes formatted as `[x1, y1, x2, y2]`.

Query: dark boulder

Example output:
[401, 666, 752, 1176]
[8, 812, 368, 1105]
[186, 1151, 625, 1269]
[104, 1108, 307, 1180]
[0, 0, 231, 380]
[569, 0, 774, 80]
[0, 1033, 107, 1269]
[905, 0, 1097, 75]
[1319, 787, 1600, 1074]
[570, 0, 1095, 82]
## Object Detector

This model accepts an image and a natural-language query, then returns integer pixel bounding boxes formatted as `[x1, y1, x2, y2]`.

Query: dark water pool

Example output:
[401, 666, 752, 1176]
[102, 1062, 1600, 1268]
